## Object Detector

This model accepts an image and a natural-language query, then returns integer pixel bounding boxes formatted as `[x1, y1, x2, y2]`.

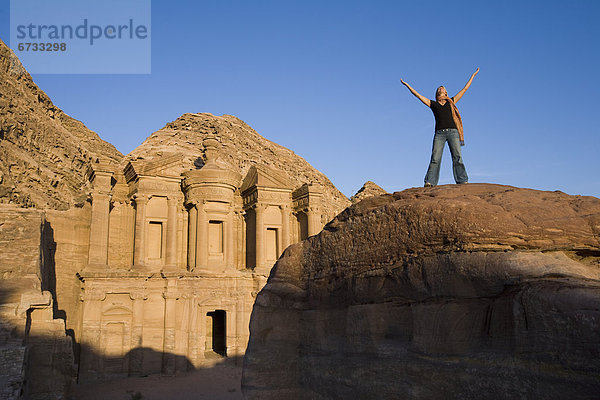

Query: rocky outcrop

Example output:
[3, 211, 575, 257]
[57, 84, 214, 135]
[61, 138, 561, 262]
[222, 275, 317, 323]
[0, 206, 75, 400]
[0, 38, 122, 210]
[243, 183, 600, 399]
[350, 181, 387, 204]
[125, 113, 350, 221]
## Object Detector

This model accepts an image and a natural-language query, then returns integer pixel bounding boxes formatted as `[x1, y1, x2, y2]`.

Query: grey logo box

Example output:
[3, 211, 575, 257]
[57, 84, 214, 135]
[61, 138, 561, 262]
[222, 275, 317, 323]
[10, 0, 151, 74]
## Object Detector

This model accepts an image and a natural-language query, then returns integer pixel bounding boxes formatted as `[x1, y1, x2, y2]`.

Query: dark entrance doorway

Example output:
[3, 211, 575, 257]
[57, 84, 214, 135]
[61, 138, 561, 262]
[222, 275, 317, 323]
[297, 211, 308, 240]
[206, 310, 226, 357]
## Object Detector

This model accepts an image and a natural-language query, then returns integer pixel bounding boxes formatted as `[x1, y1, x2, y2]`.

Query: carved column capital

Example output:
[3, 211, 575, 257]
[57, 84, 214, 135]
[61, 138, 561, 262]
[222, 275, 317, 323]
[253, 203, 267, 213]
[167, 195, 183, 204]
[133, 194, 150, 205]
[92, 190, 112, 199]
[129, 292, 147, 300]
[163, 292, 179, 300]
[194, 199, 207, 210]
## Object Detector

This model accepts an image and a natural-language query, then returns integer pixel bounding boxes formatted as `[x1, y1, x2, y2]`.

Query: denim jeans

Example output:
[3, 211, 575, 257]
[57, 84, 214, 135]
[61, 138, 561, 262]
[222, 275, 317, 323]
[424, 128, 468, 186]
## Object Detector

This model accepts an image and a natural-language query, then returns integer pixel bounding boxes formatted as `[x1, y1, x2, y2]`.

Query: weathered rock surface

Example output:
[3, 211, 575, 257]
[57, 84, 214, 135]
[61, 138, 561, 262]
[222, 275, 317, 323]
[0, 206, 75, 400]
[0, 38, 122, 210]
[243, 183, 600, 400]
[350, 180, 387, 204]
[125, 113, 350, 221]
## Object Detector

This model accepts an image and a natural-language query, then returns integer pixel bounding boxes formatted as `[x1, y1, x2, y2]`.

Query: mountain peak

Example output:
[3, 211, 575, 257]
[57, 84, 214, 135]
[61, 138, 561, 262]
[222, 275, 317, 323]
[351, 180, 388, 203]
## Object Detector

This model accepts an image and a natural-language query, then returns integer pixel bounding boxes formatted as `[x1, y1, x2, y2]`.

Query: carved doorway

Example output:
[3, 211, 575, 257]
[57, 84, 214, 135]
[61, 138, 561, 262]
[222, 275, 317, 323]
[297, 211, 308, 240]
[206, 310, 226, 357]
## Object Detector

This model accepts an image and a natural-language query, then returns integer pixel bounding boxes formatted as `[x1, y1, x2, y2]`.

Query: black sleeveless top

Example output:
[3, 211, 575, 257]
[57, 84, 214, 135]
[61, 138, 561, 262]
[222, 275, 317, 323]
[429, 97, 457, 131]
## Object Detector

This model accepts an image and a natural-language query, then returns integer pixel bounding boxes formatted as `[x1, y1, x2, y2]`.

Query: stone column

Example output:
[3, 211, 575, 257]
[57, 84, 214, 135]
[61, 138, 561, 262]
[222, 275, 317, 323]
[255, 204, 265, 271]
[162, 291, 177, 375]
[235, 298, 245, 357]
[226, 207, 234, 267]
[79, 292, 104, 381]
[133, 195, 149, 267]
[226, 307, 235, 357]
[281, 205, 290, 254]
[187, 296, 199, 367]
[187, 205, 197, 271]
[236, 211, 246, 270]
[88, 192, 111, 266]
[196, 201, 208, 270]
[166, 197, 178, 267]
[129, 292, 145, 376]
[307, 206, 320, 237]
[198, 306, 207, 358]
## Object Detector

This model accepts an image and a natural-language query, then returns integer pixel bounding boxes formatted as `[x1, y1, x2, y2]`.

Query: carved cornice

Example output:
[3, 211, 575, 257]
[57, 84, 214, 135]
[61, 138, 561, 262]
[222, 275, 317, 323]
[87, 156, 117, 183]
[80, 291, 107, 302]
[292, 183, 323, 212]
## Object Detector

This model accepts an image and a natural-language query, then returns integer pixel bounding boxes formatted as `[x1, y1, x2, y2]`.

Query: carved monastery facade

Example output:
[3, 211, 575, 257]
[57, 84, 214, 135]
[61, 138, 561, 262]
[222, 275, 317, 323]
[78, 136, 325, 380]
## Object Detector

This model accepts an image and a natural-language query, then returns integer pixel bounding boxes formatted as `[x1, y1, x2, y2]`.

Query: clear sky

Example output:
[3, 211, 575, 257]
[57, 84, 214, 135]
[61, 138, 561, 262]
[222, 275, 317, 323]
[1, 0, 599, 198]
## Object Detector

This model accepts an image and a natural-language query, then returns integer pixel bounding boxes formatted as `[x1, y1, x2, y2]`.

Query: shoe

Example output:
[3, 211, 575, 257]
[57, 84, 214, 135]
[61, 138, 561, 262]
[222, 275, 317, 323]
[424, 183, 433, 187]
[457, 182, 468, 185]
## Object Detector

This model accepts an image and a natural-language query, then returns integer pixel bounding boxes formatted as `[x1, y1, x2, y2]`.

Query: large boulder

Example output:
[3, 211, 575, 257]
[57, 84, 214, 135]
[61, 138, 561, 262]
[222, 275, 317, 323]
[242, 183, 600, 400]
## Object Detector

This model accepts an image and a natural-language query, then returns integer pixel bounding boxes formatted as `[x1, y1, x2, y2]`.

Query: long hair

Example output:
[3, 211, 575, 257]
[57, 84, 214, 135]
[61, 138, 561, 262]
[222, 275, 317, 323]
[435, 86, 447, 100]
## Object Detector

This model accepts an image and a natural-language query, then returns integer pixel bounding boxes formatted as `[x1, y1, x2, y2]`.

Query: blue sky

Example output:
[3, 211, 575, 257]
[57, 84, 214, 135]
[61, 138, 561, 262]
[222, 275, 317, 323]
[1, 0, 599, 198]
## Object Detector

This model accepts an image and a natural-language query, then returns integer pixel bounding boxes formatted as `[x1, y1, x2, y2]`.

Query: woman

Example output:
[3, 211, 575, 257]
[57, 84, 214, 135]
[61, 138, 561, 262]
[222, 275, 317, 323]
[401, 68, 479, 187]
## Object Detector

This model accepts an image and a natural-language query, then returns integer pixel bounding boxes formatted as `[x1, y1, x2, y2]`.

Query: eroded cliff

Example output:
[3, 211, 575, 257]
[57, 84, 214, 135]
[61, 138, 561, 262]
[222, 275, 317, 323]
[0, 39, 122, 209]
[243, 183, 600, 400]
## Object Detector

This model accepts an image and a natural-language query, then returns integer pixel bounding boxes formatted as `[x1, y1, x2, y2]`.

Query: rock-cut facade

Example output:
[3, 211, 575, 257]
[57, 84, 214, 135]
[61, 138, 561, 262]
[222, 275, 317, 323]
[77, 135, 326, 380]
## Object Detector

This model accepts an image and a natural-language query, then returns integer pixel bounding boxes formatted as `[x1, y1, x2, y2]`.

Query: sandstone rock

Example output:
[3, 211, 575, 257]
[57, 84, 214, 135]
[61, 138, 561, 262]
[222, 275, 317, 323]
[243, 183, 600, 400]
[0, 38, 122, 210]
[350, 180, 387, 204]
[0, 206, 75, 400]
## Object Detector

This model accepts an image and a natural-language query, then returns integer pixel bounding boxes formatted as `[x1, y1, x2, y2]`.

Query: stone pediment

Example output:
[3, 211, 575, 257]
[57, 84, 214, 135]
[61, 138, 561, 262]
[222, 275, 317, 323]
[240, 165, 292, 193]
[124, 154, 186, 182]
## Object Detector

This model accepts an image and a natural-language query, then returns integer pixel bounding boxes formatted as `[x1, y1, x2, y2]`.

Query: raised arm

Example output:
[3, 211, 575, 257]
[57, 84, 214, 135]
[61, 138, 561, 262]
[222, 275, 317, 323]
[400, 79, 431, 107]
[453, 68, 479, 103]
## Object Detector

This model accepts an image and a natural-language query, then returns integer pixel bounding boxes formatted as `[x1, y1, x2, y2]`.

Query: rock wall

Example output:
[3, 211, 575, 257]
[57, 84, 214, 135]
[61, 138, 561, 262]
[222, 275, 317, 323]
[0, 206, 40, 400]
[243, 184, 600, 400]
[0, 206, 75, 399]
[44, 207, 92, 343]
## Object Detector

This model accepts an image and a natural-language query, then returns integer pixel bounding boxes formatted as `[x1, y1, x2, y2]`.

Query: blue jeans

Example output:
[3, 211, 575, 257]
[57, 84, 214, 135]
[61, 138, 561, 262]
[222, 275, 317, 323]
[424, 128, 468, 186]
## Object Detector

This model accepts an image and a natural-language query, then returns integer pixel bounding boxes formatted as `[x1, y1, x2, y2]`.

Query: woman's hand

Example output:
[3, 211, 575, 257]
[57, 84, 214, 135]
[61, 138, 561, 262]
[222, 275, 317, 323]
[454, 68, 479, 102]
[400, 79, 430, 107]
